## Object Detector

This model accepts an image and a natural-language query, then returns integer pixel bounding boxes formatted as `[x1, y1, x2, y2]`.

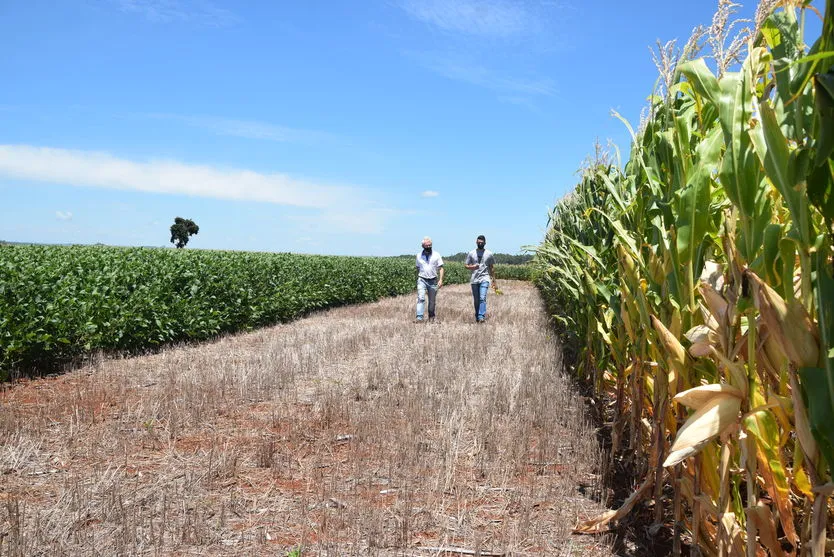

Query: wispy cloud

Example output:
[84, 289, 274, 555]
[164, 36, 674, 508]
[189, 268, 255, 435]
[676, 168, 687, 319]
[0, 145, 390, 234]
[148, 114, 339, 145]
[289, 209, 397, 235]
[421, 190, 439, 198]
[55, 211, 73, 221]
[115, 0, 239, 26]
[497, 95, 541, 111]
[398, 1, 572, 99]
[400, 0, 534, 38]
[411, 52, 555, 95]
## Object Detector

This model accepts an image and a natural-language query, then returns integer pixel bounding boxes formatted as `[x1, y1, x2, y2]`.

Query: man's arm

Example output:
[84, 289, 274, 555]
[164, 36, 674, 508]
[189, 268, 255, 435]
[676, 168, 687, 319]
[438, 265, 445, 288]
[464, 252, 479, 270]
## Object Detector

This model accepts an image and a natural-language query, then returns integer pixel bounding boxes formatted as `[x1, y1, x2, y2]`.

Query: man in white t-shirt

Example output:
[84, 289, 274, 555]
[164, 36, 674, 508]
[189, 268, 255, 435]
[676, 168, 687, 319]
[415, 236, 444, 322]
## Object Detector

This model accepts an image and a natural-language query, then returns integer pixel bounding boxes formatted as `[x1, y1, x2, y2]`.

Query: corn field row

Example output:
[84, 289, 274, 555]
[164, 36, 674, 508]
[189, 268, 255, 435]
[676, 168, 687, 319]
[534, 1, 833, 555]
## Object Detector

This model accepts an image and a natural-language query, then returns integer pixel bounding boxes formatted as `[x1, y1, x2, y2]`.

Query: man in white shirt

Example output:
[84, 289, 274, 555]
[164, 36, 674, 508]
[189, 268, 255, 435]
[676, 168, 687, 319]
[415, 236, 444, 322]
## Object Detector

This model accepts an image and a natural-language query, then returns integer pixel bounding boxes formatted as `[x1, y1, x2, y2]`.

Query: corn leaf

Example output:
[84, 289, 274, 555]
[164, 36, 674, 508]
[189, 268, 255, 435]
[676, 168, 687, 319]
[743, 409, 797, 547]
[677, 126, 722, 265]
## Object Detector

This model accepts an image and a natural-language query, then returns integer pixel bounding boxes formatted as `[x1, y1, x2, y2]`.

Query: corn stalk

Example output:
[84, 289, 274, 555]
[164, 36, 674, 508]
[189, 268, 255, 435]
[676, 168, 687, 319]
[539, 1, 834, 553]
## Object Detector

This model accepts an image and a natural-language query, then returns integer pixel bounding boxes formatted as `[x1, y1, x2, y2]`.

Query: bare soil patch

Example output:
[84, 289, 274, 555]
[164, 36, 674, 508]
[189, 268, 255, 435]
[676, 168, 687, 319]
[1, 281, 611, 556]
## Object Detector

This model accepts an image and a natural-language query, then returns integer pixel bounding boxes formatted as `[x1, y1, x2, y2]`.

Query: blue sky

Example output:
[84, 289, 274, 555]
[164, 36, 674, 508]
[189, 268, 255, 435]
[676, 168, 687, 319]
[0, 0, 776, 256]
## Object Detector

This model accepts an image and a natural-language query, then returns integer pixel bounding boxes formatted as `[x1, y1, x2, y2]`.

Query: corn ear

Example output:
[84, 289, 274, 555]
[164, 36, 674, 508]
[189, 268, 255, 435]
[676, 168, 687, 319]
[746, 269, 820, 369]
[674, 383, 744, 410]
[664, 392, 741, 467]
[651, 315, 688, 391]
[685, 324, 719, 358]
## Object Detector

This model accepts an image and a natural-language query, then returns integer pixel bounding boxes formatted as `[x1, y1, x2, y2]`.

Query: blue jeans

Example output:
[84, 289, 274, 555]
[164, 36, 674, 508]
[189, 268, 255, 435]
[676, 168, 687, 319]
[471, 281, 489, 321]
[416, 277, 439, 320]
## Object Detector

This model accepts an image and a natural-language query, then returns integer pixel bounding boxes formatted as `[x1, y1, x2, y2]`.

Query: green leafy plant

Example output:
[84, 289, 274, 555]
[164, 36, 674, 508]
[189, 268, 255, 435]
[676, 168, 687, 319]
[534, 0, 834, 553]
[0, 246, 469, 376]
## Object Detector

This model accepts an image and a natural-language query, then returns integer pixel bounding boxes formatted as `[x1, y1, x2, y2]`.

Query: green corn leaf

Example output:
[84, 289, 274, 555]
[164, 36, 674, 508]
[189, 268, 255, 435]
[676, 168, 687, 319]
[798, 367, 834, 471]
[778, 238, 798, 302]
[814, 69, 834, 166]
[762, 223, 784, 288]
[679, 58, 721, 107]
[807, 158, 834, 220]
[677, 126, 722, 265]
[751, 100, 811, 244]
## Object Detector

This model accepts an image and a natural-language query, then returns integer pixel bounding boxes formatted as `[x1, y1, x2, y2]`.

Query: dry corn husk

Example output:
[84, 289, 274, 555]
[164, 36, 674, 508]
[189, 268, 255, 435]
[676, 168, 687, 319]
[746, 269, 819, 369]
[699, 282, 729, 327]
[700, 260, 725, 290]
[685, 324, 719, 358]
[651, 315, 688, 391]
[675, 384, 744, 409]
[664, 386, 742, 467]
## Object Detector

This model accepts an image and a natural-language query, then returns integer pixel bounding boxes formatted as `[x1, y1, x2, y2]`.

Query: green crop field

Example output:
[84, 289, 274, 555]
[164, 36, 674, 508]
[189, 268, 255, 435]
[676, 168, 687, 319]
[0, 245, 484, 376]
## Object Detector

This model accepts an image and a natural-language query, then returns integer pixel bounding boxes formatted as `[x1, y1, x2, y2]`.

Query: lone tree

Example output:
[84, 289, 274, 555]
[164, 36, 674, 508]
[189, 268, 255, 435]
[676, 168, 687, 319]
[170, 217, 199, 248]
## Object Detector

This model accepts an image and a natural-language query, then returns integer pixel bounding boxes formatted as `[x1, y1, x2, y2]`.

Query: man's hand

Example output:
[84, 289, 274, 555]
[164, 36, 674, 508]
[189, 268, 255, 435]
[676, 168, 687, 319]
[437, 281, 443, 289]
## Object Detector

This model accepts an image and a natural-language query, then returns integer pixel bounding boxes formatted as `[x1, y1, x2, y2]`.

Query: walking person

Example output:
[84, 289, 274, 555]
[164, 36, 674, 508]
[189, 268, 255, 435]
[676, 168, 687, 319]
[464, 235, 496, 323]
[415, 236, 444, 322]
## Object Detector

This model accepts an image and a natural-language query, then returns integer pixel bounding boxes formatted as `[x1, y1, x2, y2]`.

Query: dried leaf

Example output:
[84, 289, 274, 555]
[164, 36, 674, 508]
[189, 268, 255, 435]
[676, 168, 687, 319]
[747, 269, 820, 369]
[743, 409, 797, 548]
[573, 477, 655, 534]
[747, 503, 783, 557]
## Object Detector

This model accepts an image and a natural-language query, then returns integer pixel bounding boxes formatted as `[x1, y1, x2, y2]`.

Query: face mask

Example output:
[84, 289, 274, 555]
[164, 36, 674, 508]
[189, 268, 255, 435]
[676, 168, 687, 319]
[423, 247, 432, 254]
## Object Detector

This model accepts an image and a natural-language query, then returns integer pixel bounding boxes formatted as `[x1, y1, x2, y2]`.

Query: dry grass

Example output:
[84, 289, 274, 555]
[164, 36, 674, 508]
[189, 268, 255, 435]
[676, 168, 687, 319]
[0, 281, 612, 556]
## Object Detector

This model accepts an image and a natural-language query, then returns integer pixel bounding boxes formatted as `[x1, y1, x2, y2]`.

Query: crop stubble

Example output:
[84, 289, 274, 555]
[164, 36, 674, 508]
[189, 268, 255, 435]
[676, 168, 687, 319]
[1, 281, 610, 556]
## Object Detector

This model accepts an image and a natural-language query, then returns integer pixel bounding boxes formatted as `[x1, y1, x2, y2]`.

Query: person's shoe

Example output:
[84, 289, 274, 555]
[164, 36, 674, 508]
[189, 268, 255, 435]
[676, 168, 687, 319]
[415, 317, 424, 323]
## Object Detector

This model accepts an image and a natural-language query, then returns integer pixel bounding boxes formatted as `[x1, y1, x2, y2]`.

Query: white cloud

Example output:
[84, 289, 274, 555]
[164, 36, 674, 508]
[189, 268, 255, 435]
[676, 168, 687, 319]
[148, 114, 339, 145]
[400, 0, 533, 37]
[410, 52, 555, 95]
[289, 208, 402, 235]
[421, 190, 440, 198]
[55, 211, 73, 221]
[497, 95, 540, 111]
[0, 144, 390, 234]
[116, 0, 238, 26]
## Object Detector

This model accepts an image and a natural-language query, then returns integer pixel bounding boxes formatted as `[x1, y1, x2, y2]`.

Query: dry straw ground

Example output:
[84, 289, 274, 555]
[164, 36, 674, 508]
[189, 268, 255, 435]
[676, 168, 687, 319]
[1, 280, 611, 556]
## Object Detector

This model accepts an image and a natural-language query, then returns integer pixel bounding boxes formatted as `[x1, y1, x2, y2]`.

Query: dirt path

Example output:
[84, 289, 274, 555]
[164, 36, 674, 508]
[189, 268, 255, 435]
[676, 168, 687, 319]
[1, 280, 611, 556]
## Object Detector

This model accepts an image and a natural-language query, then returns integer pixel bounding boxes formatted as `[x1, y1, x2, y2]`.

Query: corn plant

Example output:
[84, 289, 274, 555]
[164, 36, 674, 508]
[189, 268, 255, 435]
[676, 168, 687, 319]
[534, 0, 834, 554]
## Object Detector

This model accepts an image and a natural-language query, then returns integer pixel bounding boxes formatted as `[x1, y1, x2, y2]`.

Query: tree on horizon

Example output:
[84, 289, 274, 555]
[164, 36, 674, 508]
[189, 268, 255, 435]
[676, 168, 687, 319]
[170, 217, 199, 248]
